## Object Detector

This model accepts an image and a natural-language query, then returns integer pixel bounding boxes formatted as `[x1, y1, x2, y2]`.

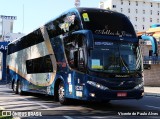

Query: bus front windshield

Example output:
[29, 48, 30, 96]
[81, 10, 136, 38]
[89, 42, 142, 73]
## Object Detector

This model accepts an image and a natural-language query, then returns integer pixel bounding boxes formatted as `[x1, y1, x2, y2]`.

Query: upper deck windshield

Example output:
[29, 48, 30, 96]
[88, 42, 142, 73]
[80, 10, 136, 37]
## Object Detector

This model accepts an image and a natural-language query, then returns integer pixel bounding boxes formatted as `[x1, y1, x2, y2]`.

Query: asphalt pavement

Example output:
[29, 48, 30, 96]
[0, 85, 160, 119]
[0, 85, 160, 110]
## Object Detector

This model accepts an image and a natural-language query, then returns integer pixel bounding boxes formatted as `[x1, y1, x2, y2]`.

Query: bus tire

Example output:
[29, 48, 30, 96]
[13, 80, 18, 94]
[17, 80, 23, 95]
[12, 80, 14, 90]
[58, 80, 68, 105]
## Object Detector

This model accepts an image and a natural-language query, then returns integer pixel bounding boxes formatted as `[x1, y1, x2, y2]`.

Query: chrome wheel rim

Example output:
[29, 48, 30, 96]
[13, 82, 17, 92]
[58, 83, 64, 101]
[18, 81, 21, 94]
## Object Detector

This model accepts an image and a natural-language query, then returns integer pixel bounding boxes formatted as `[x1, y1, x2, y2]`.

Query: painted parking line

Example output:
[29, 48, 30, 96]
[63, 116, 73, 119]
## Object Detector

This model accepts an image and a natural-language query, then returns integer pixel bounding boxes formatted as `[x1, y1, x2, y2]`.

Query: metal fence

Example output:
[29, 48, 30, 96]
[143, 56, 160, 64]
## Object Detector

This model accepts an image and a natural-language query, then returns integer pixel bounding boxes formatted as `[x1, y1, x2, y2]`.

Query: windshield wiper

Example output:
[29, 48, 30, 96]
[119, 55, 130, 73]
[118, 45, 130, 73]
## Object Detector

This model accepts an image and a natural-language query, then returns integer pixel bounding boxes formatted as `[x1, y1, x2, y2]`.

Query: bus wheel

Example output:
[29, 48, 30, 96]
[13, 81, 18, 94]
[17, 80, 23, 95]
[58, 80, 68, 105]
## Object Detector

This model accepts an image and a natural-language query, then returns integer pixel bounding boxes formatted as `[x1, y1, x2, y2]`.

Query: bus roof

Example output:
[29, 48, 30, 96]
[8, 7, 128, 45]
[75, 7, 125, 17]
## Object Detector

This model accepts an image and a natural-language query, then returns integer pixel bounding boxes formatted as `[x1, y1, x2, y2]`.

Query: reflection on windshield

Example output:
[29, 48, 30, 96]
[81, 11, 136, 37]
[89, 42, 142, 73]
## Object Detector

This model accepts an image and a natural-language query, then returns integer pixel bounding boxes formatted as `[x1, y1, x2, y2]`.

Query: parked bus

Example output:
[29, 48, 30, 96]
[7, 8, 144, 104]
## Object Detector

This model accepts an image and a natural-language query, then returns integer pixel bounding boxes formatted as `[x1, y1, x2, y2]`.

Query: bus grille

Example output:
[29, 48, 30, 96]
[109, 87, 134, 90]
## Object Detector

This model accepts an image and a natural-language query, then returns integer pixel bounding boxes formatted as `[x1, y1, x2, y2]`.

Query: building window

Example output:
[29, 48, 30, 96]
[135, 25, 137, 29]
[128, 8, 130, 13]
[143, 17, 145, 22]
[151, 3, 153, 7]
[143, 2, 145, 4]
[157, 19, 159, 23]
[136, 9, 138, 13]
[158, 11, 159, 15]
[142, 25, 145, 30]
[158, 3, 160, 8]
[129, 1, 130, 5]
[143, 10, 145, 14]
[121, 8, 123, 12]
[150, 10, 152, 15]
[135, 17, 137, 21]
[113, 5, 116, 8]
[150, 18, 152, 22]
[121, 0, 123, 5]
[136, 1, 138, 6]
[128, 16, 130, 20]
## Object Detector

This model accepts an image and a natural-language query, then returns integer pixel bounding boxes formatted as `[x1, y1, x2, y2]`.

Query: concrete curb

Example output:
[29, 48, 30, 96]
[0, 107, 5, 110]
[145, 92, 160, 97]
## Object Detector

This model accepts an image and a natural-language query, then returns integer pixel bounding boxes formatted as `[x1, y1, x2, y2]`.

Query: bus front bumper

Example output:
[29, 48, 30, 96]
[85, 86, 144, 102]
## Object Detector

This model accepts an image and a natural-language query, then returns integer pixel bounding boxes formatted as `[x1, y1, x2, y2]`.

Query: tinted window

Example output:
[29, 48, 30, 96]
[64, 34, 85, 71]
[46, 12, 81, 38]
[8, 29, 44, 55]
[80, 11, 136, 37]
[26, 55, 53, 74]
[89, 42, 142, 73]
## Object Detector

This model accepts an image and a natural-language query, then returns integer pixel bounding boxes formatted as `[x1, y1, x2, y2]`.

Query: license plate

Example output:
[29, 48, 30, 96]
[117, 92, 127, 97]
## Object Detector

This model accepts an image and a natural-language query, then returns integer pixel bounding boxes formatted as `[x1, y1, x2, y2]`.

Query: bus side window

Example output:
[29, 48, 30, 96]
[26, 60, 33, 74]
[45, 57, 53, 72]
[64, 34, 85, 72]
[73, 51, 78, 68]
[67, 12, 81, 32]
[72, 47, 85, 71]
[26, 55, 53, 74]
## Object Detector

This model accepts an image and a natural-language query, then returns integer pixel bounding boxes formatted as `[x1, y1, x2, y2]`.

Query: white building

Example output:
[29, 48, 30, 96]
[99, 0, 160, 32]
[0, 15, 24, 42]
[0, 15, 24, 80]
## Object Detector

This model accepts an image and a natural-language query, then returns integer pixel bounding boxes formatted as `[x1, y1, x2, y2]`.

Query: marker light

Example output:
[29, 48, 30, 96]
[90, 93, 95, 97]
[134, 82, 144, 89]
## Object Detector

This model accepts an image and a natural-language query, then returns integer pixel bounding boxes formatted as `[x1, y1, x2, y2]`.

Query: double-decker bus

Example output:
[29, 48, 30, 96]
[7, 8, 144, 104]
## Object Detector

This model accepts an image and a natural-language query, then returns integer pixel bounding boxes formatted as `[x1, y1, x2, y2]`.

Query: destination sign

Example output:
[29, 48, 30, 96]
[95, 25, 133, 37]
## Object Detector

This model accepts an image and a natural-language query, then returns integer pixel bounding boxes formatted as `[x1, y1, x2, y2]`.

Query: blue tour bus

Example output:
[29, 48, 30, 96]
[6, 8, 144, 104]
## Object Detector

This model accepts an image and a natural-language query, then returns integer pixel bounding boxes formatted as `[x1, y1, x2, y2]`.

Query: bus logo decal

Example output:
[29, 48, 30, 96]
[75, 86, 83, 91]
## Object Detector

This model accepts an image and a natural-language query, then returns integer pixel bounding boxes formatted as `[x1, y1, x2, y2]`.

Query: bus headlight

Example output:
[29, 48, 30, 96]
[134, 83, 144, 89]
[87, 81, 108, 90]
